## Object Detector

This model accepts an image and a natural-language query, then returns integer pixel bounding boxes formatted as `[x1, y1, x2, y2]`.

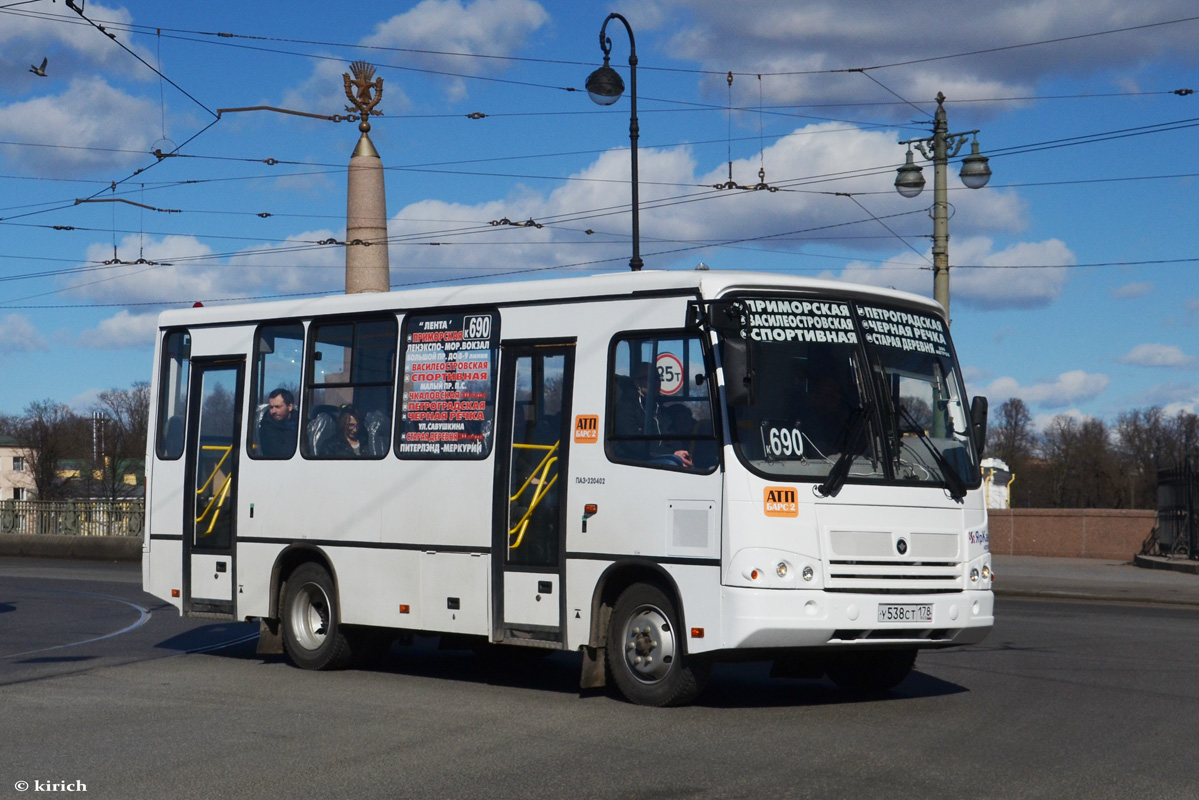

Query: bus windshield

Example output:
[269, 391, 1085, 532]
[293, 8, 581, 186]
[725, 296, 980, 493]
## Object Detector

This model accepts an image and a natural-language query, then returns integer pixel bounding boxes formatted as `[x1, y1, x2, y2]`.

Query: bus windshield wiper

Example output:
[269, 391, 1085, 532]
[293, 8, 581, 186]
[899, 406, 967, 500]
[816, 404, 871, 498]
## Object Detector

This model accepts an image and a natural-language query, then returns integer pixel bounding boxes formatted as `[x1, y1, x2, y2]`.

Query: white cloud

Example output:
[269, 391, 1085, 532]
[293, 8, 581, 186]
[630, 1, 1199, 114]
[67, 388, 105, 413]
[272, 0, 547, 138]
[0, 77, 159, 176]
[834, 236, 1072, 310]
[66, 230, 345, 305]
[0, 313, 48, 356]
[364, 0, 549, 57]
[78, 310, 159, 350]
[1117, 343, 1195, 368]
[360, 0, 549, 102]
[1111, 282, 1153, 299]
[387, 122, 1028, 286]
[1138, 382, 1199, 412]
[985, 370, 1109, 409]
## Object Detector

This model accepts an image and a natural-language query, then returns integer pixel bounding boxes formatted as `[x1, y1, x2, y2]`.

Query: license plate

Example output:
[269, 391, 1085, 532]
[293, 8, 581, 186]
[877, 604, 933, 623]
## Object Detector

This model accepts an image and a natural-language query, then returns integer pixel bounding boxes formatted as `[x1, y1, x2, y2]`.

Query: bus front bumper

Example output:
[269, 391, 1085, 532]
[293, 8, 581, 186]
[712, 586, 994, 652]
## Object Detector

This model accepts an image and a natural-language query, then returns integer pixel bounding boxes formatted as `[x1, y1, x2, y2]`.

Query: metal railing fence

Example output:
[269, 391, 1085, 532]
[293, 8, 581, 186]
[0, 499, 145, 537]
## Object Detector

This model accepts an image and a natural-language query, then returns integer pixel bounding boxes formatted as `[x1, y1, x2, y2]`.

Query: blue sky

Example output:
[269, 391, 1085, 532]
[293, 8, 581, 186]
[1, 0, 1198, 429]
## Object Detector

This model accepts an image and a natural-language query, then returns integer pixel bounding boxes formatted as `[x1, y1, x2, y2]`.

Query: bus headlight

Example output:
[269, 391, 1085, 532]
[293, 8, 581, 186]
[970, 568, 980, 583]
[776, 562, 789, 579]
[802, 565, 814, 582]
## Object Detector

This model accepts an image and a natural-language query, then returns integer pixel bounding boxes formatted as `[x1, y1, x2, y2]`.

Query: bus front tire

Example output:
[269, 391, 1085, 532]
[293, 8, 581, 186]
[281, 562, 357, 671]
[826, 648, 917, 694]
[606, 583, 710, 707]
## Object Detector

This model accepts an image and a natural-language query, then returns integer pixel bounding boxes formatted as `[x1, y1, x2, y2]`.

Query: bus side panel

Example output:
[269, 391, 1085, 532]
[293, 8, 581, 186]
[235, 541, 285, 620]
[333, 547, 426, 629]
[144, 332, 186, 613]
[378, 459, 495, 551]
[145, 540, 183, 613]
[565, 558, 608, 649]
[418, 551, 489, 635]
[665, 563, 724, 655]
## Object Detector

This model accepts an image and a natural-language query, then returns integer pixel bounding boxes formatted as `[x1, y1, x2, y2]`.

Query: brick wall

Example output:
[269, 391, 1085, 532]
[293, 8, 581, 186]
[988, 508, 1156, 560]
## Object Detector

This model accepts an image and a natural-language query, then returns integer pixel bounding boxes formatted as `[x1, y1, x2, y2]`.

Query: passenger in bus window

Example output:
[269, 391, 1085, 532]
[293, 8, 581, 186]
[322, 405, 364, 457]
[614, 366, 693, 468]
[258, 388, 297, 458]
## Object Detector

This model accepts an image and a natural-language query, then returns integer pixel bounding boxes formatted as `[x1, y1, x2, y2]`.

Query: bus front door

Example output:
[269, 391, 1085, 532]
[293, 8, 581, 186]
[493, 342, 575, 645]
[183, 358, 244, 618]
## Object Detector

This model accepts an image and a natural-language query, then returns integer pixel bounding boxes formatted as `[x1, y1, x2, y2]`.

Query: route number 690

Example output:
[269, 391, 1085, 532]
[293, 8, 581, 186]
[764, 425, 804, 459]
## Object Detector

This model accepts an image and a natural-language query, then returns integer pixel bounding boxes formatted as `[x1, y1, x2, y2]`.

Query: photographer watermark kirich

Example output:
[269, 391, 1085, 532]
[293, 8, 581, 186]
[14, 781, 87, 792]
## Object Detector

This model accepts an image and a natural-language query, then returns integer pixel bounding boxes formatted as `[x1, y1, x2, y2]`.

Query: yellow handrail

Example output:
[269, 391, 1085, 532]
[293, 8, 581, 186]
[509, 442, 557, 502]
[196, 474, 232, 536]
[195, 444, 233, 537]
[195, 445, 231, 495]
[508, 440, 560, 550]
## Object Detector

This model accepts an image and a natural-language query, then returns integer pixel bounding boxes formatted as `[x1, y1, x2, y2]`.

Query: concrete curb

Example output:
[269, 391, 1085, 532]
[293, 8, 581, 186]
[0, 533, 142, 562]
[1133, 553, 1199, 575]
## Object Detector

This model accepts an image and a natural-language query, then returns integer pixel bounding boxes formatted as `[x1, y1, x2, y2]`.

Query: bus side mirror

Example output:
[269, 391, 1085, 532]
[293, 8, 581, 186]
[970, 396, 988, 455]
[721, 335, 754, 407]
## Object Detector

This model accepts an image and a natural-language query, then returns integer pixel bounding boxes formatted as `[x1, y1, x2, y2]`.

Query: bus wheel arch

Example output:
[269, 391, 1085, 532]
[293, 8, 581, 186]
[585, 561, 709, 705]
[588, 560, 686, 651]
[270, 544, 336, 619]
[605, 581, 710, 706]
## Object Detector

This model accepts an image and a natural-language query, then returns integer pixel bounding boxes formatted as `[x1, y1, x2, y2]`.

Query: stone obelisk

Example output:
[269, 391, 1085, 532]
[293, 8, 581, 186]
[343, 61, 389, 294]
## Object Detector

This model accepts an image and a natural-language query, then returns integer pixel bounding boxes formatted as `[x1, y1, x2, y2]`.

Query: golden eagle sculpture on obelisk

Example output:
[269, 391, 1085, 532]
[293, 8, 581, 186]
[343, 61, 389, 293]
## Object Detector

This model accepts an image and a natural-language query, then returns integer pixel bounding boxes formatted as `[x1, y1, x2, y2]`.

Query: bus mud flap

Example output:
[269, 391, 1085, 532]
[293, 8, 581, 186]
[256, 618, 284, 655]
[580, 645, 607, 689]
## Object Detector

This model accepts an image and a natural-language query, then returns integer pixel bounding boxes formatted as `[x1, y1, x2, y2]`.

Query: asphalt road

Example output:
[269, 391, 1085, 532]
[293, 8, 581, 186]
[2, 558, 1198, 800]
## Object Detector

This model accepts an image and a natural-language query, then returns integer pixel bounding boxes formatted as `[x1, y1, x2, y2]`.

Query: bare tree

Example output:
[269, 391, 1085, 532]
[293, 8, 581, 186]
[990, 398, 1036, 468]
[0, 400, 83, 500]
[86, 382, 151, 499]
[1039, 415, 1118, 508]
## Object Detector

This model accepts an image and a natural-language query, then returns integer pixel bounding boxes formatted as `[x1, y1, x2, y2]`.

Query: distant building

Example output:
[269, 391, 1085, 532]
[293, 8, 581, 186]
[981, 458, 1014, 509]
[57, 458, 145, 500]
[0, 435, 36, 501]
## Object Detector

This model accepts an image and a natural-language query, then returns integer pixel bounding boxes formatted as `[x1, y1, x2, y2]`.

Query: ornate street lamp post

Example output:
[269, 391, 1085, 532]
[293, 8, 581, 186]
[895, 92, 992, 318]
[586, 13, 643, 272]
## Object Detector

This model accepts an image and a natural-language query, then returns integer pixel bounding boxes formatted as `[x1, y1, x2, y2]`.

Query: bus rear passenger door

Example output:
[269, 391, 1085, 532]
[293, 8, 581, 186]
[183, 358, 244, 618]
[493, 342, 575, 645]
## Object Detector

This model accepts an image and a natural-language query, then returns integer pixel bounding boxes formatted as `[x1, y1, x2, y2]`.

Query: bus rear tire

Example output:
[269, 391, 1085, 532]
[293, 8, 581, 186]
[606, 583, 710, 707]
[281, 562, 357, 671]
[826, 648, 917, 694]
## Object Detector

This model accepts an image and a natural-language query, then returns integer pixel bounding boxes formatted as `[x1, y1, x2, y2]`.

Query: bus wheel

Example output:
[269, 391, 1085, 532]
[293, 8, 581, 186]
[606, 583, 710, 706]
[826, 648, 917, 694]
[281, 563, 357, 670]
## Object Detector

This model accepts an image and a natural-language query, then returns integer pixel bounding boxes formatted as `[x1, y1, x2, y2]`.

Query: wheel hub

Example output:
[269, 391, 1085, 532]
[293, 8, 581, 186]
[621, 606, 676, 683]
[291, 582, 331, 651]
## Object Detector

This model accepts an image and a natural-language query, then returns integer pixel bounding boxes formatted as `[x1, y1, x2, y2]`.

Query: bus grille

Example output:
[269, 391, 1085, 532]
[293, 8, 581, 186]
[824, 560, 962, 593]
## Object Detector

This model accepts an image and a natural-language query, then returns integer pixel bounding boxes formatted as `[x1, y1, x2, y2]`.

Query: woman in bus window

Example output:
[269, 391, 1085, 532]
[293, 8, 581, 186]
[322, 405, 365, 458]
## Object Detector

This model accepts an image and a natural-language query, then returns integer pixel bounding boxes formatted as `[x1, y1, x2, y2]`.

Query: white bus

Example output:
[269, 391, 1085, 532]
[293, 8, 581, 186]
[142, 270, 994, 706]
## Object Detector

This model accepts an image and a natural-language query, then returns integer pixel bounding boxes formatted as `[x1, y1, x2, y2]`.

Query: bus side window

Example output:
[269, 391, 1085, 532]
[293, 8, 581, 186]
[155, 329, 190, 460]
[249, 322, 304, 460]
[303, 316, 397, 459]
[606, 333, 718, 472]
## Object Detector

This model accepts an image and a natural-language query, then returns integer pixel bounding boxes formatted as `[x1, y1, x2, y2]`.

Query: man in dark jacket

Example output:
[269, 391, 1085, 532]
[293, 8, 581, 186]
[258, 388, 297, 458]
